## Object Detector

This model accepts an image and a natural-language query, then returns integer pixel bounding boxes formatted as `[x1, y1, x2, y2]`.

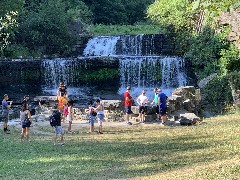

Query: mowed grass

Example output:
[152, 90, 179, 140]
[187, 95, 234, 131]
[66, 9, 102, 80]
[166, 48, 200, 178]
[0, 112, 240, 180]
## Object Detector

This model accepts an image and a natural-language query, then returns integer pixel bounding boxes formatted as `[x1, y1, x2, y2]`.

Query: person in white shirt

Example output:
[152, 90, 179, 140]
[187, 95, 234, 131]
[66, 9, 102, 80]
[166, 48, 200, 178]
[136, 90, 149, 123]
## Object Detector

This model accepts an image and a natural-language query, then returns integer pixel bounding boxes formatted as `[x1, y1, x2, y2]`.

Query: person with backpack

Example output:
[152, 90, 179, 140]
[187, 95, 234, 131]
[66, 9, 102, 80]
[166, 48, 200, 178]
[85, 101, 95, 133]
[51, 110, 64, 146]
[20, 104, 32, 142]
[94, 99, 104, 134]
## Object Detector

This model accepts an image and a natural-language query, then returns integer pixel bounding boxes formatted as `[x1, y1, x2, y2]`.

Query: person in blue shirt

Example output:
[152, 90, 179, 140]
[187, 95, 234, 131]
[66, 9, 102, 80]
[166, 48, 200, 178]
[2, 94, 12, 133]
[158, 89, 168, 125]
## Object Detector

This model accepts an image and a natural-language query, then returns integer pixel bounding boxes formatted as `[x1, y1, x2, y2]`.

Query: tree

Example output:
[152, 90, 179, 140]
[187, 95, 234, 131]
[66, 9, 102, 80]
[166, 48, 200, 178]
[147, 0, 193, 30]
[191, 0, 240, 17]
[0, 11, 18, 56]
[83, 0, 154, 25]
[15, 0, 91, 56]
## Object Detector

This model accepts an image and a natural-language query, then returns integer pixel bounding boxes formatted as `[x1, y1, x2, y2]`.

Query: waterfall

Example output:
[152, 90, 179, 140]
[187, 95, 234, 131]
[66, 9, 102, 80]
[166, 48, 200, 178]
[83, 34, 187, 97]
[40, 34, 187, 99]
[83, 36, 120, 56]
[83, 34, 159, 56]
[118, 56, 187, 98]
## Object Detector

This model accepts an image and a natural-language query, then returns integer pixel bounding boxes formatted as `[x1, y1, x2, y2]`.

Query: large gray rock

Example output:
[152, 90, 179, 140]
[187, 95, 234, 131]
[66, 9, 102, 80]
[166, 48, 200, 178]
[179, 113, 201, 125]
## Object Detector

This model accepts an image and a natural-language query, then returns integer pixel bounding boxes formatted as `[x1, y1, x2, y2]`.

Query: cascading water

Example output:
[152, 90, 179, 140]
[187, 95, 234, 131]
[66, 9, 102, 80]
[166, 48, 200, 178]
[83, 34, 187, 98]
[40, 34, 187, 101]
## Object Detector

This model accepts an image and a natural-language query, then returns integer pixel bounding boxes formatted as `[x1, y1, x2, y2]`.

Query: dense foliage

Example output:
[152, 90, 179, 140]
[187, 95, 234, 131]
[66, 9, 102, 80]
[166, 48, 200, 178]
[147, 0, 240, 112]
[1, 0, 92, 57]
[83, 0, 154, 25]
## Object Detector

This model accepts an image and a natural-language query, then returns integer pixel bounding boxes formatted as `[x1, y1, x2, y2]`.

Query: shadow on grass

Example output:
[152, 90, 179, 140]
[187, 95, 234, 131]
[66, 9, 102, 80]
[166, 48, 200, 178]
[0, 129, 235, 180]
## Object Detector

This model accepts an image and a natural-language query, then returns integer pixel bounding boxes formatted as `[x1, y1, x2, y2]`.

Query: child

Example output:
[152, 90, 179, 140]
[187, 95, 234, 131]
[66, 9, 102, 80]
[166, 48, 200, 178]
[52, 110, 64, 146]
[63, 103, 68, 123]
[94, 99, 104, 134]
[85, 102, 95, 133]
[20, 105, 32, 142]
[67, 102, 73, 133]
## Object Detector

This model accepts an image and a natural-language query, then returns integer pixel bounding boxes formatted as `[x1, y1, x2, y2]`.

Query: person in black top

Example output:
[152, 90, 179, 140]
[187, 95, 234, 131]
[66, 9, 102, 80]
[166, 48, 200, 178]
[22, 95, 31, 110]
[52, 110, 64, 146]
[57, 82, 68, 98]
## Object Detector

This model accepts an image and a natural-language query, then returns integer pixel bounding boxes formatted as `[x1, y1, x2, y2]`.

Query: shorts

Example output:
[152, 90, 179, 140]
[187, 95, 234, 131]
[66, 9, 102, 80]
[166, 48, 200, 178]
[89, 115, 95, 125]
[2, 112, 9, 123]
[125, 106, 132, 114]
[67, 114, 73, 122]
[97, 114, 104, 125]
[22, 121, 31, 128]
[139, 106, 147, 114]
[54, 126, 64, 135]
[159, 107, 167, 116]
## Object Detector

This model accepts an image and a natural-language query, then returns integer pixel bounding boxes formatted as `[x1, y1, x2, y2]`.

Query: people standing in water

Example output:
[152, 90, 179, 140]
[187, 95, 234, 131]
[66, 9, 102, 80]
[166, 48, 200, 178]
[94, 99, 104, 134]
[20, 105, 32, 142]
[124, 86, 133, 125]
[2, 94, 12, 134]
[158, 89, 168, 126]
[136, 90, 149, 124]
[151, 88, 160, 120]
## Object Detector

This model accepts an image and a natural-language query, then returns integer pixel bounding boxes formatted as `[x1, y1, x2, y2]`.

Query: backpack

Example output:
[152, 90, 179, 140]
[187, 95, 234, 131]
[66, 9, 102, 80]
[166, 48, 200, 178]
[49, 113, 57, 127]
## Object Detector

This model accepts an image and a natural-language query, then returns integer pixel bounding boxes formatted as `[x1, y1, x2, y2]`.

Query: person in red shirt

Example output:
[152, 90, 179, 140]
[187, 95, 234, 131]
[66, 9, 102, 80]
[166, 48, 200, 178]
[124, 86, 133, 125]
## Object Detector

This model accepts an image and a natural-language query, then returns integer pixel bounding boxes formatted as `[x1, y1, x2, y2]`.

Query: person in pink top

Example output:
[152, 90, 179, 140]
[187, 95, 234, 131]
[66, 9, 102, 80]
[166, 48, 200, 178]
[124, 86, 133, 125]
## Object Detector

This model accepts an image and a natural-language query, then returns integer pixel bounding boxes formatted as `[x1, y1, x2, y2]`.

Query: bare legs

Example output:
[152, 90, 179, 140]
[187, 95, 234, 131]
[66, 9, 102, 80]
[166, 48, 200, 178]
[21, 127, 30, 142]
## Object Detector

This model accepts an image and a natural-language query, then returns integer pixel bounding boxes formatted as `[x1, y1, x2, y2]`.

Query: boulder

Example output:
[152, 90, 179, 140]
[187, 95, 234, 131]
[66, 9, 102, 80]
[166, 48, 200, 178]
[179, 113, 201, 126]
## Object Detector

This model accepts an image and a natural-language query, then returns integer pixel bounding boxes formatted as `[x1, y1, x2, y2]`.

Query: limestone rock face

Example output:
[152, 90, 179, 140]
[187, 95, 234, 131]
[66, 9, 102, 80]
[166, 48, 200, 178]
[218, 9, 240, 49]
[169, 86, 200, 113]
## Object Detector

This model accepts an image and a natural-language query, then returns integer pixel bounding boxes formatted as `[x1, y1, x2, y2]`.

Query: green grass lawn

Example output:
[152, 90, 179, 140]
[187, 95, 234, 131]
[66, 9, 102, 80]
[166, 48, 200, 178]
[0, 112, 240, 180]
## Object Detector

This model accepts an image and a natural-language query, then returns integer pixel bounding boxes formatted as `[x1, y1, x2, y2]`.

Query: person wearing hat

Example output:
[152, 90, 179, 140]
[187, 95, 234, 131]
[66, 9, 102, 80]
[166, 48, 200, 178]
[124, 86, 133, 125]
[2, 94, 12, 133]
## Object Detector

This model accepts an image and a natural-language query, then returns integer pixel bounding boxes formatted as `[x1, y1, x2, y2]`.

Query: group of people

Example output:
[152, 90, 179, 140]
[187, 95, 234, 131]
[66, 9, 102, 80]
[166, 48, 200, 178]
[124, 86, 168, 125]
[1, 94, 33, 142]
[1, 81, 167, 145]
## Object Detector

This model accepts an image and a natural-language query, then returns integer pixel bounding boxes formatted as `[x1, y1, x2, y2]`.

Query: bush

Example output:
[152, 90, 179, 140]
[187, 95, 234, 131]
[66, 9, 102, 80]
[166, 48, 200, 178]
[220, 44, 240, 74]
[201, 75, 233, 113]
